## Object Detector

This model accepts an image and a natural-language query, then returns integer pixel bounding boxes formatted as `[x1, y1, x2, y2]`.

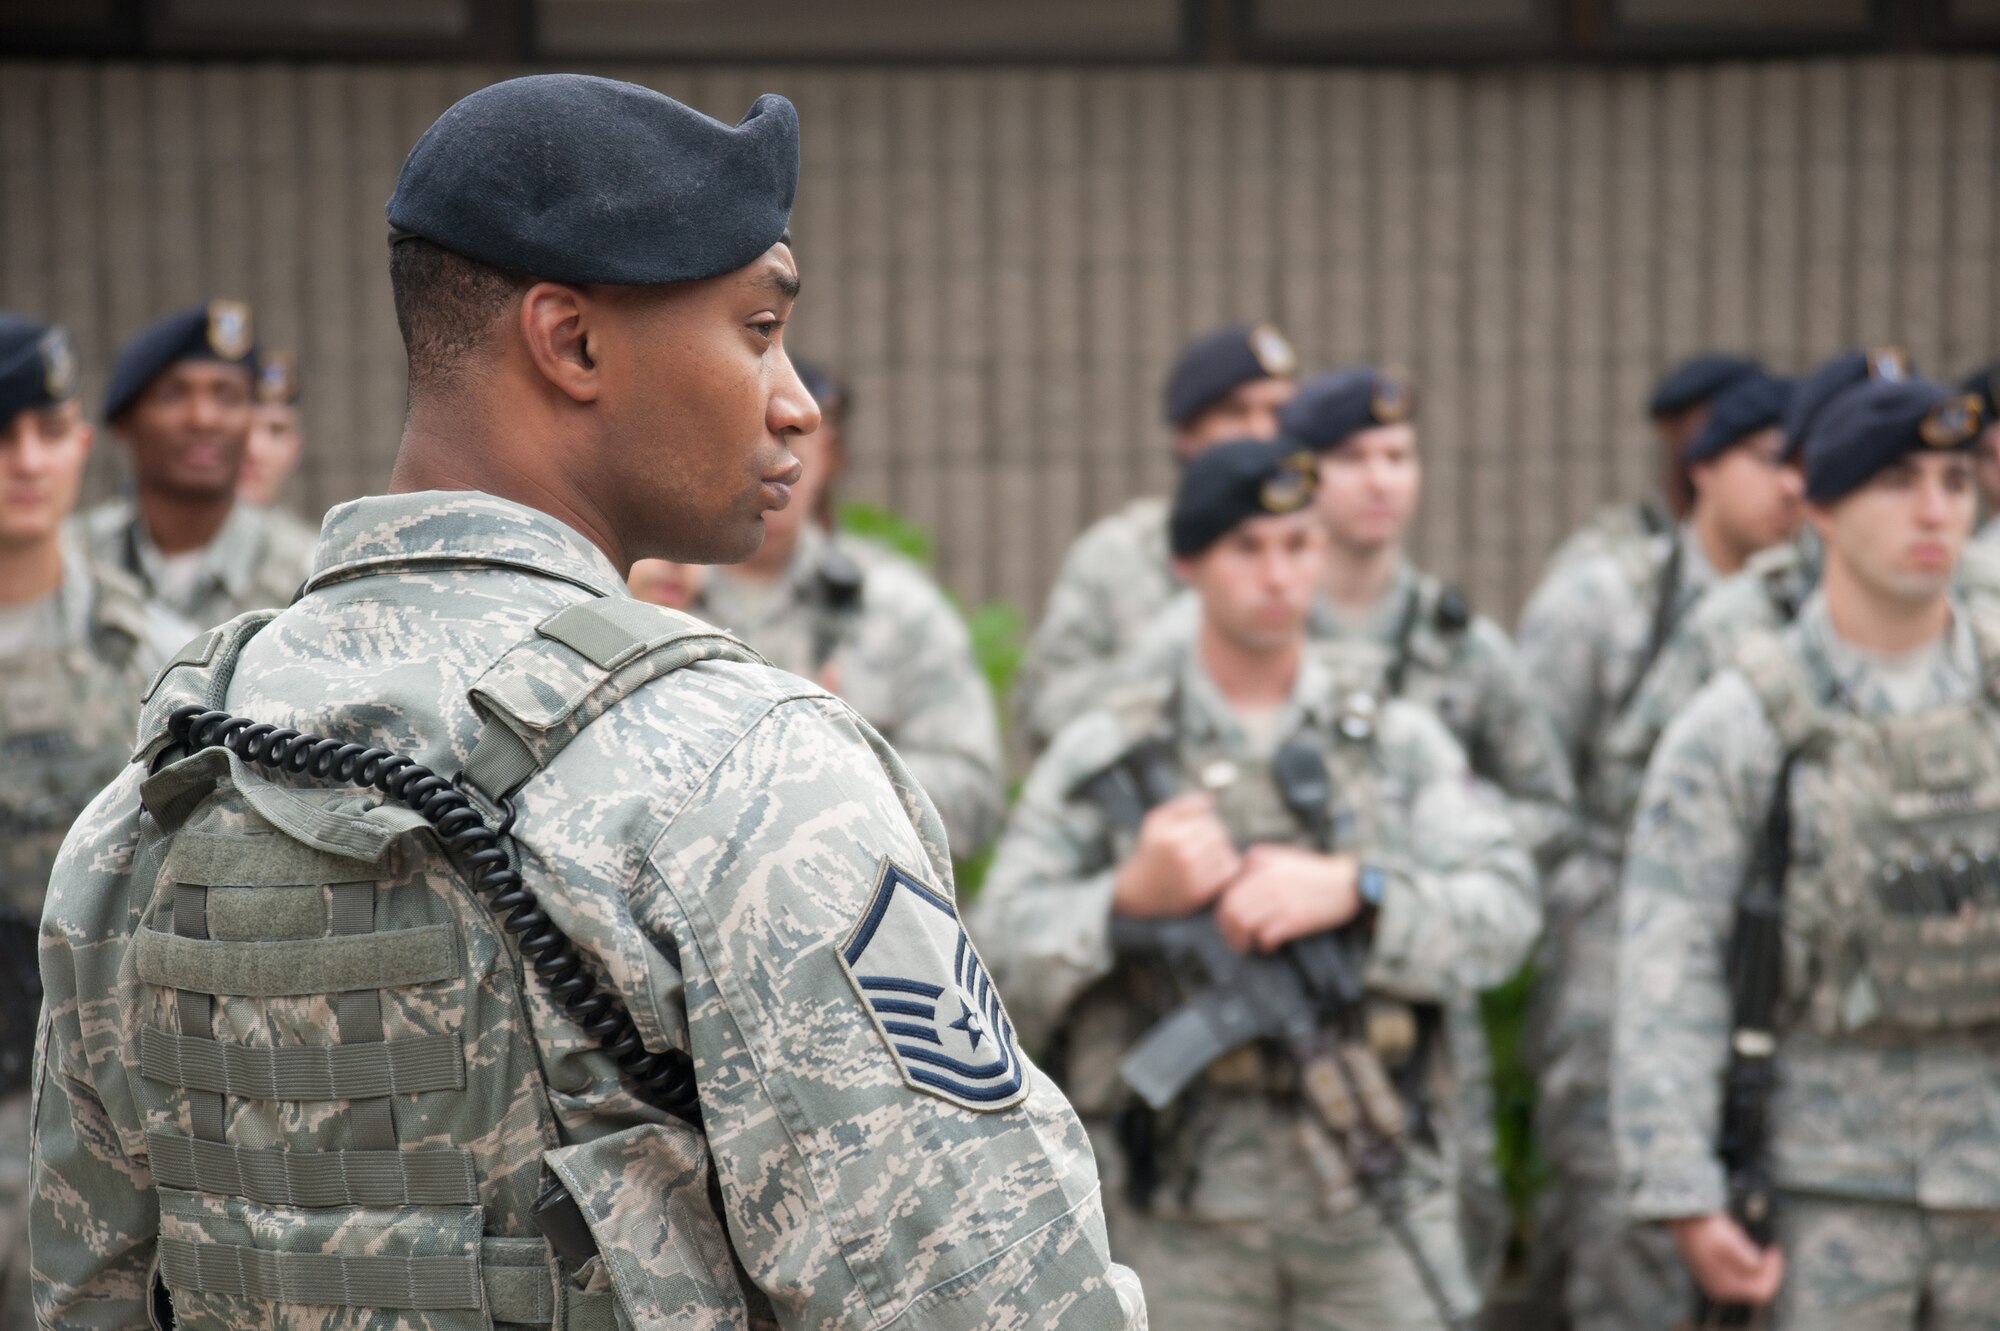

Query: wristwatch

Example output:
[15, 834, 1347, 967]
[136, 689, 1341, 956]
[1357, 861, 1387, 910]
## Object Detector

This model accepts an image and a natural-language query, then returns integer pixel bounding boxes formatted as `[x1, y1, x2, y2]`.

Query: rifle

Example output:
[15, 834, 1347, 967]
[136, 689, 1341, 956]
[1688, 755, 1795, 1330]
[1082, 734, 1467, 1329]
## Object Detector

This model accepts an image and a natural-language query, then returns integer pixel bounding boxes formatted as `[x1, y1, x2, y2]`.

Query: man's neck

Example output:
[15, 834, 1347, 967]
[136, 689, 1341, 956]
[1197, 621, 1300, 711]
[0, 536, 64, 607]
[1690, 507, 1748, 576]
[136, 487, 234, 556]
[1823, 564, 1953, 658]
[1321, 542, 1402, 619]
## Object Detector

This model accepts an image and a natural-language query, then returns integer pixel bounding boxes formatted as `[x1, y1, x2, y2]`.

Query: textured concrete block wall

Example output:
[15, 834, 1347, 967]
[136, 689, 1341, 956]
[3, 58, 1995, 621]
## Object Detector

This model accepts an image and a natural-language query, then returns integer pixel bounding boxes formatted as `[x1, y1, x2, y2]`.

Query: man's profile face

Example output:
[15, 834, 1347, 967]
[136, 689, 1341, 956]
[0, 400, 92, 549]
[1176, 511, 1324, 657]
[241, 403, 303, 507]
[1974, 421, 2000, 520]
[118, 360, 254, 502]
[1313, 423, 1421, 557]
[590, 242, 819, 564]
[1690, 426, 1802, 560]
[1174, 377, 1295, 461]
[1812, 451, 1977, 609]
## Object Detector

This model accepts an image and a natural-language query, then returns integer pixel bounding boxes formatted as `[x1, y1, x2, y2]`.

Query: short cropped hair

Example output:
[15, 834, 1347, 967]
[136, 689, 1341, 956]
[389, 238, 534, 396]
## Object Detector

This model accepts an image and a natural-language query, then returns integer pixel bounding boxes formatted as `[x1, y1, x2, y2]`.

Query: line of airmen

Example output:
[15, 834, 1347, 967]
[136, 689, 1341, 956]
[11, 72, 2000, 1331]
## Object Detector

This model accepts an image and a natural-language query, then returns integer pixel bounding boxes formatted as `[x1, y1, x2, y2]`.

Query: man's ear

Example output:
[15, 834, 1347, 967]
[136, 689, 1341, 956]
[518, 282, 600, 404]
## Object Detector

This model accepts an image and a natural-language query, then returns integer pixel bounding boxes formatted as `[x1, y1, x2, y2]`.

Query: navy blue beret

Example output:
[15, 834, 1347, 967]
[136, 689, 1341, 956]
[1682, 372, 1791, 466]
[1647, 354, 1762, 418]
[1784, 346, 1913, 459]
[387, 75, 799, 286]
[1278, 365, 1417, 452]
[1958, 362, 1998, 422]
[1169, 439, 1318, 558]
[104, 301, 256, 422]
[1164, 324, 1297, 427]
[0, 313, 79, 426]
[1803, 378, 1983, 504]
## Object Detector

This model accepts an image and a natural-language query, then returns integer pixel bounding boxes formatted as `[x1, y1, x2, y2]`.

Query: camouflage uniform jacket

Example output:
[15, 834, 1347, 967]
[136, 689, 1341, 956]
[31, 490, 1144, 1330]
[72, 496, 317, 631]
[1616, 593, 2000, 1219]
[1535, 498, 1673, 584]
[696, 524, 1006, 859]
[970, 646, 1538, 1216]
[1, 540, 193, 916]
[1012, 497, 1181, 752]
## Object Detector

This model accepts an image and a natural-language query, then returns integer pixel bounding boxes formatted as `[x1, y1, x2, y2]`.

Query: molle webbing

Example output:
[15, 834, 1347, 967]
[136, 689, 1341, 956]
[133, 922, 457, 996]
[139, 1026, 465, 1100]
[146, 1131, 478, 1208]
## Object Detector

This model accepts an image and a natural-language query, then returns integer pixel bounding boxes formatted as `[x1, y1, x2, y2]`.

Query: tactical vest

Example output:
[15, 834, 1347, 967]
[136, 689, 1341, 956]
[1738, 622, 2000, 1037]
[0, 562, 156, 916]
[126, 595, 762, 1330]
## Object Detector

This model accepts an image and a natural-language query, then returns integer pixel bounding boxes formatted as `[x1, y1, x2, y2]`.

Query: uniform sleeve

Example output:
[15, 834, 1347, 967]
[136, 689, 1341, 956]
[638, 695, 1143, 1331]
[965, 720, 1126, 1057]
[863, 570, 1007, 861]
[1462, 617, 1577, 870]
[30, 776, 159, 1330]
[1366, 706, 1541, 999]
[1011, 523, 1135, 750]
[1614, 674, 1778, 1222]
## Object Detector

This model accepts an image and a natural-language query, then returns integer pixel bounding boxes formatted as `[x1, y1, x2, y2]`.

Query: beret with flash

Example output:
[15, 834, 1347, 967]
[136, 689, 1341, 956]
[1278, 365, 1417, 453]
[1802, 377, 1983, 504]
[386, 74, 798, 286]
[1169, 439, 1318, 559]
[1783, 346, 1913, 459]
[104, 301, 256, 422]
[1164, 324, 1297, 427]
[0, 313, 79, 426]
[1682, 372, 1791, 466]
[1958, 361, 1998, 422]
[1648, 353, 1762, 419]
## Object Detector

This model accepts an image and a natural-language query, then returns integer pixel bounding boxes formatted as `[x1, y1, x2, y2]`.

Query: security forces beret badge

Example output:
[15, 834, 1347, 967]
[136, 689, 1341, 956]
[1371, 367, 1414, 425]
[1919, 395, 1982, 449]
[258, 351, 297, 405]
[1250, 323, 1297, 379]
[1259, 450, 1318, 514]
[206, 300, 253, 362]
[839, 860, 1027, 1112]
[39, 329, 76, 400]
[1869, 346, 1911, 383]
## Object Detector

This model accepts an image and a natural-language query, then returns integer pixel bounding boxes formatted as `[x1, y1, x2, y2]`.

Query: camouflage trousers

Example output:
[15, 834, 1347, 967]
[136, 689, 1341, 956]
[1, 1086, 30, 1331]
[1770, 1193, 2000, 1329]
[1527, 860, 1687, 1331]
[1447, 994, 1509, 1303]
[1089, 1112, 1476, 1331]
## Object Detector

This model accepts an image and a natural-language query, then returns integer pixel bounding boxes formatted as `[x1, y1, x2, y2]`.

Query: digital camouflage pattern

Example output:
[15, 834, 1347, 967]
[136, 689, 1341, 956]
[971, 645, 1539, 1331]
[1117, 559, 1574, 1290]
[696, 524, 1007, 860]
[72, 495, 317, 631]
[1012, 497, 1181, 752]
[1617, 595, 2000, 1323]
[31, 490, 1144, 1331]
[1, 543, 191, 1331]
[1533, 499, 1670, 584]
[1512, 523, 1720, 1331]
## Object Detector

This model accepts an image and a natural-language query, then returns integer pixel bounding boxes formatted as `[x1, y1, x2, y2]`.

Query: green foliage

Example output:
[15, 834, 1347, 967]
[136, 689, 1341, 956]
[1481, 962, 1550, 1258]
[836, 500, 933, 566]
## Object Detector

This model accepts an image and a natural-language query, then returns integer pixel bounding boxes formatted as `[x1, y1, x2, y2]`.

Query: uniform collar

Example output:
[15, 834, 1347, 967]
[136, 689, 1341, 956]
[1675, 521, 1721, 599]
[1312, 557, 1418, 644]
[120, 497, 264, 603]
[1173, 640, 1342, 748]
[1794, 587, 1980, 712]
[301, 490, 629, 600]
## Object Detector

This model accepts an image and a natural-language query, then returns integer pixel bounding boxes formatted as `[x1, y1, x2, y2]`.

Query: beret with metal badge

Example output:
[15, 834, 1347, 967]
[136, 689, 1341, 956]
[1278, 365, 1416, 453]
[103, 300, 256, 422]
[256, 350, 299, 407]
[1164, 323, 1297, 428]
[0, 312, 79, 426]
[1957, 361, 1998, 424]
[1169, 438, 1318, 558]
[386, 74, 799, 286]
[1783, 345, 1912, 459]
[1802, 377, 1983, 504]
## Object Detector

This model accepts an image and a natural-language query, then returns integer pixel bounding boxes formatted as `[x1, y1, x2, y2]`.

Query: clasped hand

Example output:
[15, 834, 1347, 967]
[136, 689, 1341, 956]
[1110, 792, 1363, 952]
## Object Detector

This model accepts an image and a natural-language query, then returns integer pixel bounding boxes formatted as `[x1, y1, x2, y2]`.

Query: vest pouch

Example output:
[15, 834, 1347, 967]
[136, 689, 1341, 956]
[1844, 901, 2000, 1033]
[543, 1122, 755, 1329]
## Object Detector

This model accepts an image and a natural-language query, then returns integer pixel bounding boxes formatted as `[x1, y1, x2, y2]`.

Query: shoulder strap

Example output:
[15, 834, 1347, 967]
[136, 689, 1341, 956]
[463, 597, 766, 802]
[1732, 629, 1829, 754]
[135, 611, 281, 769]
[1608, 531, 1686, 719]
